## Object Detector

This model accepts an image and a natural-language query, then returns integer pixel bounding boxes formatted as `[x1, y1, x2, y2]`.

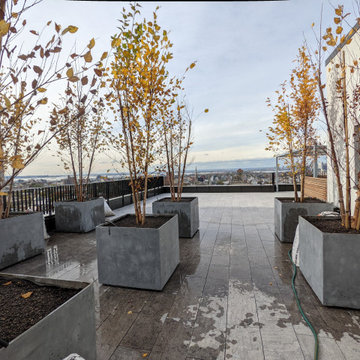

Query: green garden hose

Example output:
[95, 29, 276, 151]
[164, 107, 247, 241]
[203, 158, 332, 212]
[288, 249, 319, 360]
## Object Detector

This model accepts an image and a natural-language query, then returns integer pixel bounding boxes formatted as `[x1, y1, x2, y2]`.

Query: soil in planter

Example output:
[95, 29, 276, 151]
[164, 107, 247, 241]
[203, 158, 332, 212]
[278, 197, 326, 203]
[307, 217, 360, 234]
[0, 277, 79, 344]
[107, 214, 171, 229]
[157, 197, 195, 202]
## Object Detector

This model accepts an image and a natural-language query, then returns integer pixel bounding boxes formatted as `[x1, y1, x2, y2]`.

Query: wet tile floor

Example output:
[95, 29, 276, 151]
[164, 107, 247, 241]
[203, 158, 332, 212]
[3, 192, 360, 359]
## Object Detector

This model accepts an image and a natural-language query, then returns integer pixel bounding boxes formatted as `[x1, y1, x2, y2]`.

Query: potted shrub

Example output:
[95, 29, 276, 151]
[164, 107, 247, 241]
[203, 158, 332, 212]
[299, 5, 360, 308]
[153, 101, 208, 238]
[266, 46, 333, 243]
[0, 273, 96, 360]
[0, 0, 91, 269]
[53, 54, 108, 233]
[96, 4, 180, 290]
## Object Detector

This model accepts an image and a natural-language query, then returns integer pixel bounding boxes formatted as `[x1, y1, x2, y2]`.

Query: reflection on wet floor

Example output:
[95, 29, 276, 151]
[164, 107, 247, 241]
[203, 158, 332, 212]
[2, 192, 360, 360]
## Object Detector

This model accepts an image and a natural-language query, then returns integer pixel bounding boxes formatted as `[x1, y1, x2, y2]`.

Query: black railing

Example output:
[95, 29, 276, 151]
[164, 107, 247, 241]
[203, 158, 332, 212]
[2, 177, 164, 217]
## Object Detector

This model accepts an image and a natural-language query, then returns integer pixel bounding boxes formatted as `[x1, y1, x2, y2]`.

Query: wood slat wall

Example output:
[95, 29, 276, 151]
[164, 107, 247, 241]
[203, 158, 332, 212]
[304, 176, 327, 201]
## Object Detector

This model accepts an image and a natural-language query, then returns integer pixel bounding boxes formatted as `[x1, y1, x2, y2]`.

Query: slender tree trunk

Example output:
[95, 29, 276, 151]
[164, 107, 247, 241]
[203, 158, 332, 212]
[117, 93, 140, 223]
[300, 122, 308, 203]
[179, 117, 192, 199]
[342, 52, 351, 229]
[142, 117, 152, 225]
[354, 171, 360, 229]
[177, 111, 182, 201]
[0, 0, 6, 218]
[290, 150, 299, 202]
[317, 68, 346, 225]
[4, 174, 14, 218]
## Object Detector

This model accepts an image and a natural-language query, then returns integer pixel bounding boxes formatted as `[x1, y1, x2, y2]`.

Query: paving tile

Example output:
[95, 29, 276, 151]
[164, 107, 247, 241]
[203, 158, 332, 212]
[149, 318, 193, 360]
[97, 309, 138, 359]
[109, 346, 150, 360]
[120, 313, 164, 351]
[226, 280, 264, 359]
[297, 334, 345, 360]
[188, 294, 227, 360]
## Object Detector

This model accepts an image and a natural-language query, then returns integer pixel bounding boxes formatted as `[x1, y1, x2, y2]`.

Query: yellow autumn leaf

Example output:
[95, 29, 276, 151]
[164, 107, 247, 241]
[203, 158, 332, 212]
[334, 17, 341, 24]
[66, 68, 74, 78]
[335, 7, 342, 16]
[63, 25, 78, 34]
[311, 22, 315, 28]
[347, 38, 352, 45]
[127, 311, 133, 315]
[21, 291, 33, 299]
[0, 192, 7, 196]
[336, 26, 343, 34]
[0, 20, 10, 37]
[101, 51, 108, 61]
[204, 108, 209, 113]
[40, 98, 48, 105]
[12, 156, 25, 170]
[142, 353, 148, 358]
[2, 281, 11, 285]
[84, 51, 92, 63]
[88, 38, 95, 49]
[189, 62, 196, 69]
[68, 76, 80, 82]
[4, 95, 11, 110]
[37, 87, 47, 93]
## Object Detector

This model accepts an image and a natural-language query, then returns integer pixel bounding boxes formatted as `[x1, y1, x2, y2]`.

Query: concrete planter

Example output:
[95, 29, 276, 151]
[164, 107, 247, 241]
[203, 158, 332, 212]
[96, 214, 179, 290]
[0, 274, 96, 360]
[55, 198, 104, 233]
[274, 197, 333, 243]
[0, 212, 44, 270]
[299, 216, 360, 309]
[152, 197, 199, 238]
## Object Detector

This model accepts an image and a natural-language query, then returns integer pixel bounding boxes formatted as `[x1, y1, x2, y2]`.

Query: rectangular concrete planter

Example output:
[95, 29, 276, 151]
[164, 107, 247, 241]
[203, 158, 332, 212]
[55, 198, 105, 233]
[96, 214, 179, 290]
[299, 216, 360, 309]
[274, 197, 333, 243]
[0, 274, 96, 360]
[152, 197, 199, 238]
[0, 212, 44, 270]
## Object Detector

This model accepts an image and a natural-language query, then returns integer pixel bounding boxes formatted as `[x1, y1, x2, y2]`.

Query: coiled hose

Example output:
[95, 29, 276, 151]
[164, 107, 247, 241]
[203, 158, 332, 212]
[288, 249, 319, 360]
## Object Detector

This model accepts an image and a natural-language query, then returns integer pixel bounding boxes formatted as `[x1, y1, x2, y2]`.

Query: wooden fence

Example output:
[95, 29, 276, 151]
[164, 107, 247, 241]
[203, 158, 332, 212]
[304, 176, 327, 201]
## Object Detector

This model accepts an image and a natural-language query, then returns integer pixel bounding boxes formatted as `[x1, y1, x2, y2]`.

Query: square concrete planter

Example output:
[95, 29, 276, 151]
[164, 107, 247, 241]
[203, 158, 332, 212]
[96, 214, 179, 290]
[55, 198, 104, 233]
[0, 212, 44, 270]
[274, 197, 333, 243]
[299, 216, 360, 309]
[152, 197, 199, 238]
[0, 274, 96, 360]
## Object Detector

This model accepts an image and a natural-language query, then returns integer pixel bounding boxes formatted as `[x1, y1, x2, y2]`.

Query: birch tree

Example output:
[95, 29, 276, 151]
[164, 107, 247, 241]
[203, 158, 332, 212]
[0, 0, 92, 218]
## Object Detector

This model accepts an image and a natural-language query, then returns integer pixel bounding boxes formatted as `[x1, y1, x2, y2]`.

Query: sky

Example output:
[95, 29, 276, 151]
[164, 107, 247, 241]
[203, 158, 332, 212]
[17, 0, 357, 175]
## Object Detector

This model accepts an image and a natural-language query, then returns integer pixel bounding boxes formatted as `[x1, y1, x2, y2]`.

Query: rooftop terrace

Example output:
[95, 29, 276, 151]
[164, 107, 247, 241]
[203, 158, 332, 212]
[2, 192, 360, 360]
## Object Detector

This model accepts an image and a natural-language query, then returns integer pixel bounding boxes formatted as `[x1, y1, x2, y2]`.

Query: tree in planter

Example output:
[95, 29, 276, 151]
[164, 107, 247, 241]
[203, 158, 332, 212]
[310, 4, 360, 229]
[0, 0, 94, 219]
[54, 51, 109, 202]
[161, 100, 208, 201]
[266, 82, 300, 201]
[103, 3, 177, 225]
[266, 46, 319, 202]
[290, 46, 319, 202]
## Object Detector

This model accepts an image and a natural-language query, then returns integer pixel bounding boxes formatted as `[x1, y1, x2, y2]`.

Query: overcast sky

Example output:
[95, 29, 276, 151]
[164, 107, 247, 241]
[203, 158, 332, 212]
[20, 0, 355, 175]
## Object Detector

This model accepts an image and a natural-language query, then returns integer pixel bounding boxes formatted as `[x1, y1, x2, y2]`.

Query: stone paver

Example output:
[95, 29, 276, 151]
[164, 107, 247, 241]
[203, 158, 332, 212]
[3, 192, 360, 360]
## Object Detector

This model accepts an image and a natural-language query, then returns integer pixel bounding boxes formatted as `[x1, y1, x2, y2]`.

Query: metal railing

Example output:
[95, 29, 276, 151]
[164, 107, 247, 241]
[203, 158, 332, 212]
[2, 177, 164, 217]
